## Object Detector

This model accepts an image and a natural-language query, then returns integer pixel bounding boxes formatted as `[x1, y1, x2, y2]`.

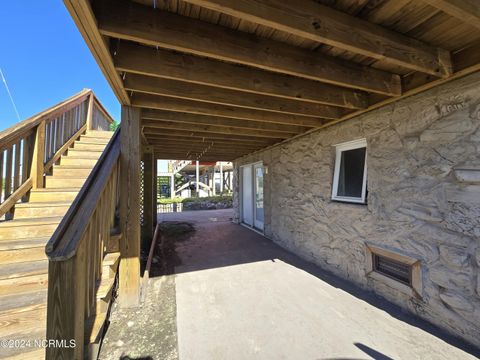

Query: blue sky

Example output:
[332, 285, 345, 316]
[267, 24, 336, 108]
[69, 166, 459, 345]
[0, 1, 120, 131]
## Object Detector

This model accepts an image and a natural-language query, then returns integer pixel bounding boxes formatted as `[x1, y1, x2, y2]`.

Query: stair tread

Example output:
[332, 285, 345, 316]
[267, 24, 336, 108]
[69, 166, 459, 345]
[2, 347, 45, 360]
[0, 289, 47, 313]
[53, 164, 94, 169]
[103, 252, 121, 266]
[0, 217, 63, 228]
[86, 130, 114, 136]
[15, 201, 72, 208]
[31, 188, 81, 192]
[0, 304, 46, 338]
[0, 237, 50, 251]
[0, 260, 48, 280]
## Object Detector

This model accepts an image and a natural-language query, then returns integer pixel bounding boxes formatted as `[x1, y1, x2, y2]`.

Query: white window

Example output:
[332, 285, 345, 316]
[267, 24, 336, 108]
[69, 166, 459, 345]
[332, 138, 367, 204]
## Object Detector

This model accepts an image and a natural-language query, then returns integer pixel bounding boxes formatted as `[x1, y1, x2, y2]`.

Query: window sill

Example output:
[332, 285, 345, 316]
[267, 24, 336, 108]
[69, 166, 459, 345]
[331, 197, 367, 205]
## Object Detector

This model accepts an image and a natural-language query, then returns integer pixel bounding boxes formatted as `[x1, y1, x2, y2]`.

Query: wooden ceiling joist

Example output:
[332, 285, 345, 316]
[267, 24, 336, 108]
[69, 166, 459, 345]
[114, 42, 368, 109]
[422, 0, 480, 30]
[183, 0, 452, 77]
[66, 0, 480, 162]
[149, 141, 261, 151]
[153, 147, 255, 156]
[124, 73, 349, 119]
[132, 93, 326, 127]
[96, 0, 402, 96]
[144, 129, 280, 143]
[141, 111, 308, 133]
[147, 135, 275, 146]
[143, 122, 294, 139]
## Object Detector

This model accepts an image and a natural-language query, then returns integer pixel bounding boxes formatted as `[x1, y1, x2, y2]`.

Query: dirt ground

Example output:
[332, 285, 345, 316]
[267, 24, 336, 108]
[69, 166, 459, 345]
[97, 220, 195, 360]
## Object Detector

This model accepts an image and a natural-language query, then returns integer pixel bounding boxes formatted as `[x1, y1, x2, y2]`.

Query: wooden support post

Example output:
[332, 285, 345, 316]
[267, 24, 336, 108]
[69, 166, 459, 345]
[46, 242, 87, 359]
[119, 105, 141, 307]
[212, 166, 216, 196]
[31, 121, 46, 189]
[86, 93, 94, 130]
[220, 162, 223, 194]
[153, 159, 158, 226]
[143, 150, 154, 244]
[196, 160, 199, 196]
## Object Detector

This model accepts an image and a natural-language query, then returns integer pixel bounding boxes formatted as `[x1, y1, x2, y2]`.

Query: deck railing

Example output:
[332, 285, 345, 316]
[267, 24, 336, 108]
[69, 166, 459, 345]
[45, 128, 121, 359]
[0, 89, 113, 220]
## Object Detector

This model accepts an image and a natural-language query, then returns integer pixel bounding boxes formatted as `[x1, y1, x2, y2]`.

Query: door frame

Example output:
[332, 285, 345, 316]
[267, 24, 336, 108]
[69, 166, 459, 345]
[239, 161, 264, 232]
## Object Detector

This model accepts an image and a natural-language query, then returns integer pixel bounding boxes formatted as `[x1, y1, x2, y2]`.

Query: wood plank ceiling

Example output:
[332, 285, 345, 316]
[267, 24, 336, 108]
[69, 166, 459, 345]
[65, 0, 480, 161]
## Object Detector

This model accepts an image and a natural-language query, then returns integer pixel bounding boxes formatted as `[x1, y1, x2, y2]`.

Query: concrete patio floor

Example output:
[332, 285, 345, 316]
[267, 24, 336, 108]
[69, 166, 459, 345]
[101, 209, 479, 360]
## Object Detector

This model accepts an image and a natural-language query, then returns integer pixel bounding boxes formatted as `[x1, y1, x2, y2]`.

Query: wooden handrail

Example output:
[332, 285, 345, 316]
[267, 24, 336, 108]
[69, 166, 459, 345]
[46, 128, 121, 260]
[0, 89, 91, 150]
[46, 128, 121, 359]
[0, 89, 115, 221]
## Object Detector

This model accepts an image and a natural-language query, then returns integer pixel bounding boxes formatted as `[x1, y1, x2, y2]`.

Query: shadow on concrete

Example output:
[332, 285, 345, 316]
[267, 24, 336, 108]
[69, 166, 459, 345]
[157, 210, 480, 358]
[354, 343, 395, 360]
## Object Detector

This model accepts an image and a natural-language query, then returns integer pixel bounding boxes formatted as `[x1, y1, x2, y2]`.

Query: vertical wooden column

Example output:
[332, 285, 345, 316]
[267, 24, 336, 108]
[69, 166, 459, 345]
[119, 106, 141, 307]
[143, 150, 154, 243]
[86, 93, 94, 130]
[196, 160, 200, 196]
[220, 162, 223, 194]
[153, 158, 158, 226]
[170, 173, 175, 199]
[31, 121, 46, 189]
[212, 166, 216, 196]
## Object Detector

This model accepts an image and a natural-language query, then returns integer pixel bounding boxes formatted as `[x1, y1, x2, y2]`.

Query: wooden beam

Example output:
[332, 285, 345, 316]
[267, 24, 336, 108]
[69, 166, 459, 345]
[96, 0, 401, 96]
[148, 138, 272, 148]
[64, 0, 129, 104]
[153, 149, 260, 158]
[146, 132, 275, 145]
[142, 109, 309, 133]
[115, 42, 367, 109]
[155, 153, 237, 161]
[132, 93, 326, 127]
[143, 122, 295, 139]
[142, 150, 154, 245]
[422, 0, 480, 30]
[144, 128, 283, 142]
[184, 0, 452, 77]
[124, 74, 347, 119]
[119, 106, 141, 307]
[149, 141, 261, 151]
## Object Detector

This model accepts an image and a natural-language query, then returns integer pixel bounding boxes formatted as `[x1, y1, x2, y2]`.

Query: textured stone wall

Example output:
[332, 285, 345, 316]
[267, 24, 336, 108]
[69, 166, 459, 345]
[233, 72, 480, 346]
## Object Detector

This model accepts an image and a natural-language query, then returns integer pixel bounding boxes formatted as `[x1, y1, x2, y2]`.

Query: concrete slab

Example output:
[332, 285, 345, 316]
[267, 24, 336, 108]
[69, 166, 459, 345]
[173, 209, 479, 360]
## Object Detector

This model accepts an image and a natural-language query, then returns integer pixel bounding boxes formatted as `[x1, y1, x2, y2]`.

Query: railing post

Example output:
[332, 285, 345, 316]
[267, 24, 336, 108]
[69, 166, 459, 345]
[86, 93, 94, 130]
[46, 244, 86, 359]
[31, 121, 46, 189]
[119, 106, 141, 307]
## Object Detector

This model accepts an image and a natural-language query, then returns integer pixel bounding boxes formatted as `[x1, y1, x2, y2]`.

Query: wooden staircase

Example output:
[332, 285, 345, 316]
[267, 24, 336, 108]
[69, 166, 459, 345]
[0, 130, 119, 359]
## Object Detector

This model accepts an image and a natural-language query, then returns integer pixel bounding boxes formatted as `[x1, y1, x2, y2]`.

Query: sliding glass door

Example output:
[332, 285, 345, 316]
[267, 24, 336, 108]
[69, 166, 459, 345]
[240, 162, 264, 231]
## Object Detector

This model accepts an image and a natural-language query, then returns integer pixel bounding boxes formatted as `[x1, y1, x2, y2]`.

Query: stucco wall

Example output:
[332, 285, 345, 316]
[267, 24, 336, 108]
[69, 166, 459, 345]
[233, 72, 480, 347]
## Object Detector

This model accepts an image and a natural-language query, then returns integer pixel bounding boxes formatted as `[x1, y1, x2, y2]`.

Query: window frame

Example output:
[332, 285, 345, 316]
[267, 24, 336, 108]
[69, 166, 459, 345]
[331, 138, 368, 204]
[365, 244, 423, 298]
